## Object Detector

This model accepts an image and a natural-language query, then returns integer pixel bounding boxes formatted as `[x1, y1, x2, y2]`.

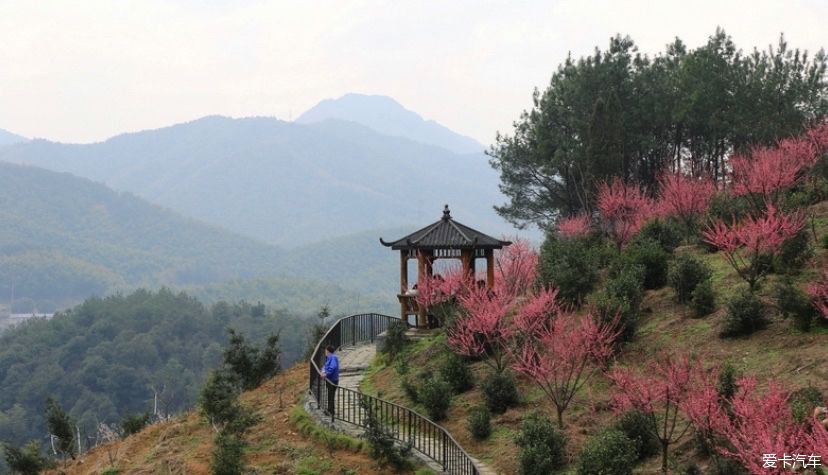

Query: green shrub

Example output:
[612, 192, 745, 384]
[717, 363, 740, 400]
[401, 377, 419, 404]
[615, 238, 670, 289]
[690, 280, 716, 317]
[773, 228, 812, 274]
[774, 279, 817, 332]
[467, 406, 492, 440]
[2, 441, 48, 475]
[222, 328, 281, 390]
[605, 264, 645, 309]
[668, 254, 712, 304]
[593, 292, 638, 343]
[210, 432, 246, 475]
[481, 372, 519, 414]
[380, 320, 409, 357]
[539, 235, 599, 304]
[361, 396, 413, 471]
[821, 233, 828, 250]
[634, 218, 683, 252]
[199, 370, 258, 433]
[709, 193, 750, 224]
[121, 412, 152, 436]
[576, 429, 637, 475]
[418, 378, 452, 421]
[719, 290, 767, 338]
[680, 463, 703, 475]
[614, 410, 660, 460]
[789, 385, 824, 424]
[515, 413, 567, 475]
[438, 353, 473, 394]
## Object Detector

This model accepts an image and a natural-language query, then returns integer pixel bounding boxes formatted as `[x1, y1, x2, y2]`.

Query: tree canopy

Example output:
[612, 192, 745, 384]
[489, 30, 827, 229]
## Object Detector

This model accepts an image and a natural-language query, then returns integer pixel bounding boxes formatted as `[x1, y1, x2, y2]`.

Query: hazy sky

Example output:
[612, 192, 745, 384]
[1, 0, 826, 145]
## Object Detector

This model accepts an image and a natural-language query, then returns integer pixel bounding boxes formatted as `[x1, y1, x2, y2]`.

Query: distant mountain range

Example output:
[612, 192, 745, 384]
[0, 160, 410, 313]
[296, 93, 485, 154]
[0, 129, 26, 146]
[0, 114, 510, 247]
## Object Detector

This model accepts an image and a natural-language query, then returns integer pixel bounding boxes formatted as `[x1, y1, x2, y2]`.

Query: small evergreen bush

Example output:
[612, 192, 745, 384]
[361, 396, 413, 471]
[380, 320, 409, 357]
[615, 238, 670, 289]
[438, 352, 474, 393]
[789, 385, 824, 424]
[633, 218, 683, 252]
[773, 228, 812, 274]
[539, 235, 599, 305]
[222, 329, 281, 390]
[717, 363, 740, 400]
[614, 409, 660, 460]
[668, 254, 711, 304]
[690, 280, 716, 317]
[576, 429, 637, 475]
[605, 264, 645, 309]
[515, 412, 567, 475]
[401, 377, 419, 404]
[417, 378, 452, 421]
[593, 292, 638, 343]
[2, 441, 48, 475]
[210, 432, 246, 475]
[481, 372, 519, 414]
[121, 412, 152, 436]
[774, 279, 817, 332]
[720, 290, 768, 338]
[467, 406, 492, 440]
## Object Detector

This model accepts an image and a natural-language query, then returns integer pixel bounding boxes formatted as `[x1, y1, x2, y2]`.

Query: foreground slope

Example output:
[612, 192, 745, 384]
[51, 365, 388, 475]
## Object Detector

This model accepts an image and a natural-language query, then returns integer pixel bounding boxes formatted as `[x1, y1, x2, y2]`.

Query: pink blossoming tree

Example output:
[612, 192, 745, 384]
[597, 178, 655, 250]
[702, 204, 805, 290]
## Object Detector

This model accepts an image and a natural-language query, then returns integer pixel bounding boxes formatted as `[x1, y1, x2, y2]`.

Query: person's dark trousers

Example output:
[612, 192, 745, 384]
[325, 379, 338, 417]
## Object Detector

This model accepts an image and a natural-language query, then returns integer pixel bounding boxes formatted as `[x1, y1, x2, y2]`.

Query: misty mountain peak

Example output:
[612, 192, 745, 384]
[296, 93, 484, 154]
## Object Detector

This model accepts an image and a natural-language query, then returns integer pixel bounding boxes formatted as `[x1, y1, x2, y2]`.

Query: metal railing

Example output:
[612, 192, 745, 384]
[309, 313, 481, 475]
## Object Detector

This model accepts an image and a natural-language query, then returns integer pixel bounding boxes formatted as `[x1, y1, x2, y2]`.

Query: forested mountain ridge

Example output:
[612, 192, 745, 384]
[0, 161, 290, 310]
[0, 161, 404, 313]
[0, 115, 510, 246]
[296, 93, 485, 154]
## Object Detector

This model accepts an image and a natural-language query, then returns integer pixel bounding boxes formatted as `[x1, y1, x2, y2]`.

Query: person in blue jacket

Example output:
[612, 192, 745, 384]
[320, 344, 339, 416]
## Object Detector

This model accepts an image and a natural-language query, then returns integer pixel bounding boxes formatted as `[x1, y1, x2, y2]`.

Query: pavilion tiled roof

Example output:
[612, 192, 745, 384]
[380, 205, 511, 250]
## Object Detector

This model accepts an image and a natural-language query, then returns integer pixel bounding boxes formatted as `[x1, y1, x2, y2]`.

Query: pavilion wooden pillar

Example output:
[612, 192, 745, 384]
[461, 249, 475, 281]
[485, 249, 495, 288]
[399, 251, 408, 320]
[416, 251, 428, 328]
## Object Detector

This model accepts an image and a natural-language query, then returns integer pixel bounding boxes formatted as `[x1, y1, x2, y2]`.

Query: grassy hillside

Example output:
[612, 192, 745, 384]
[0, 115, 512, 246]
[47, 365, 424, 475]
[359, 206, 828, 474]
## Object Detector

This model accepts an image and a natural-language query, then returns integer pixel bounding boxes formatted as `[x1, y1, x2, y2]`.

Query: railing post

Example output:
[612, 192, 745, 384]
[351, 317, 356, 346]
[442, 431, 448, 470]
[369, 315, 375, 342]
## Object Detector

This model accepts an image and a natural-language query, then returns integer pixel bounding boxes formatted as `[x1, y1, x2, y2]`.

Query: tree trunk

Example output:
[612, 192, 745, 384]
[556, 407, 564, 429]
[661, 441, 669, 474]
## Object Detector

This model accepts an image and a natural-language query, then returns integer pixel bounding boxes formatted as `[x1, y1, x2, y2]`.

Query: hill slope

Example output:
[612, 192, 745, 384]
[297, 93, 484, 154]
[0, 161, 290, 308]
[49, 365, 389, 475]
[0, 115, 508, 247]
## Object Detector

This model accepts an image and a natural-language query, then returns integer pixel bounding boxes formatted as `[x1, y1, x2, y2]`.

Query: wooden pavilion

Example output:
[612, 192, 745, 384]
[380, 205, 511, 328]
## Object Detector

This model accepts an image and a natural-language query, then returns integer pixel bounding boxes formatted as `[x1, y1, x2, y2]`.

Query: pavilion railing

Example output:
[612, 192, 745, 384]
[309, 313, 481, 475]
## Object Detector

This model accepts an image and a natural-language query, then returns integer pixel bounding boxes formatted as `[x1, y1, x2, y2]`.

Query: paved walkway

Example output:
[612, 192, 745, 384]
[306, 343, 497, 475]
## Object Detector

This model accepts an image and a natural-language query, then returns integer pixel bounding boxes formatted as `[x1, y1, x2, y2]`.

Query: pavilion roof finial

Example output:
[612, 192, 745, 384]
[442, 204, 451, 221]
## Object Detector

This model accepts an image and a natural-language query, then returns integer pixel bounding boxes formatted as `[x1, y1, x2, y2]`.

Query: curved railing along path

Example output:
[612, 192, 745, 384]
[308, 313, 492, 475]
